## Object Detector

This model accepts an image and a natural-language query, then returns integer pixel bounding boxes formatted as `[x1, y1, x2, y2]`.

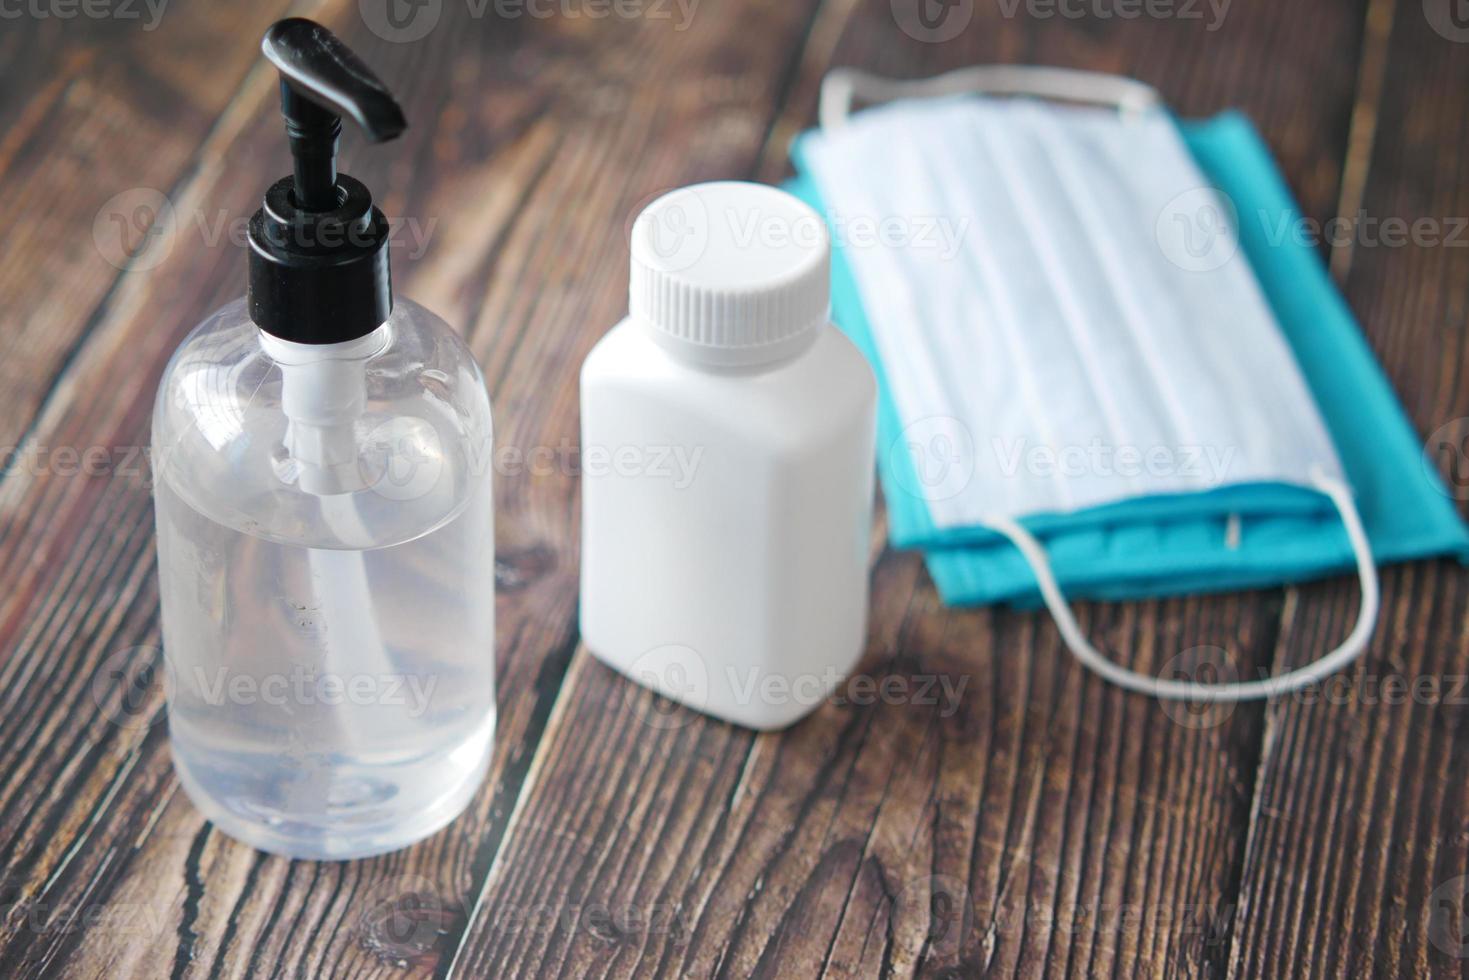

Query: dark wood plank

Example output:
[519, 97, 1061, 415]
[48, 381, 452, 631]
[1227, 0, 1469, 975]
[0, 1, 302, 455]
[0, 0, 305, 674]
[0, 4, 304, 973]
[450, 1, 1371, 977]
[0, 0, 832, 976]
[21, 0, 1466, 977]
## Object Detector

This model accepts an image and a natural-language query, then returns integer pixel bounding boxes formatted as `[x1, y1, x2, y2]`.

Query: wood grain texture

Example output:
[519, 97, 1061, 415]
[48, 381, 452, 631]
[0, 0, 300, 455]
[1228, 0, 1469, 975]
[0, 0, 823, 976]
[1, 0, 1466, 977]
[0, 0, 589, 975]
[450, 1, 1375, 978]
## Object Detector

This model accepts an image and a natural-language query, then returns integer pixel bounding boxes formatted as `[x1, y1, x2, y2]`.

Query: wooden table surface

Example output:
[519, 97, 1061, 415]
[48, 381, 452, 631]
[3, 0, 1468, 976]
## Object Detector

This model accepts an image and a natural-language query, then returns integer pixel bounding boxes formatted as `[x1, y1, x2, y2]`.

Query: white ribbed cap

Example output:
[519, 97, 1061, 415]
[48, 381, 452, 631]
[629, 181, 830, 367]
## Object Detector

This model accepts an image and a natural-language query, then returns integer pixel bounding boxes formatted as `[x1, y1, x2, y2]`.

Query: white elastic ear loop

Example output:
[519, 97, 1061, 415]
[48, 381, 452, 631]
[984, 466, 1380, 702]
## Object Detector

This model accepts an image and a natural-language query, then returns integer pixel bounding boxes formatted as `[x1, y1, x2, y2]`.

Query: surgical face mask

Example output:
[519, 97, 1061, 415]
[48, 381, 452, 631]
[796, 68, 1380, 703]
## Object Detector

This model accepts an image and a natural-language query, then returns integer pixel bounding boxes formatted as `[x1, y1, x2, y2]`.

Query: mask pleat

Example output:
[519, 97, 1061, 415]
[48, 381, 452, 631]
[1032, 106, 1205, 482]
[986, 101, 1164, 503]
[798, 92, 1342, 526]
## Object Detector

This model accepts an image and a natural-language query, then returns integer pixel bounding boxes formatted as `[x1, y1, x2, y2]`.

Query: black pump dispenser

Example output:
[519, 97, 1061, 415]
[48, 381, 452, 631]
[248, 19, 407, 344]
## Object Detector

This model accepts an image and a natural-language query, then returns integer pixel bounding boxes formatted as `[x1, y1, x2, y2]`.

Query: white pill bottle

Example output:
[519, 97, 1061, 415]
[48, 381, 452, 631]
[580, 181, 877, 730]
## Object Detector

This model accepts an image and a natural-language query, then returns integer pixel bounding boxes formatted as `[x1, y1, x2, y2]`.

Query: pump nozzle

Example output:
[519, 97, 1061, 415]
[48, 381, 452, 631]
[249, 19, 407, 345]
[262, 19, 406, 211]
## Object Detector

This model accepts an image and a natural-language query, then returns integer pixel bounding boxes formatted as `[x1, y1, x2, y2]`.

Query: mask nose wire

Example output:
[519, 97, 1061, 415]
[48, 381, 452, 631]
[983, 465, 1380, 703]
[818, 66, 1161, 132]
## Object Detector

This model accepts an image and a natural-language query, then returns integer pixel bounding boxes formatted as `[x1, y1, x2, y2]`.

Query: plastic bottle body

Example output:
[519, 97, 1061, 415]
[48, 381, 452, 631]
[579, 317, 877, 730]
[152, 298, 495, 859]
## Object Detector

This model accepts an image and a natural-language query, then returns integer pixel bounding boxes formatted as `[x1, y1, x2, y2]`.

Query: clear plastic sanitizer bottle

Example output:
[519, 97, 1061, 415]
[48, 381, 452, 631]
[151, 20, 495, 859]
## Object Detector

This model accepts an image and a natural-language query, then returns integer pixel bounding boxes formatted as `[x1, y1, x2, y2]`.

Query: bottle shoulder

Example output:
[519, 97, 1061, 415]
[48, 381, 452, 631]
[160, 296, 487, 388]
[582, 318, 876, 449]
[584, 318, 874, 404]
[153, 297, 493, 550]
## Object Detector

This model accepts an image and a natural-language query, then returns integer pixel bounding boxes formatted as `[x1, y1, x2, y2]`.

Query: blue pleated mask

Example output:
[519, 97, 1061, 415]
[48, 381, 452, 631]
[788, 67, 1469, 701]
